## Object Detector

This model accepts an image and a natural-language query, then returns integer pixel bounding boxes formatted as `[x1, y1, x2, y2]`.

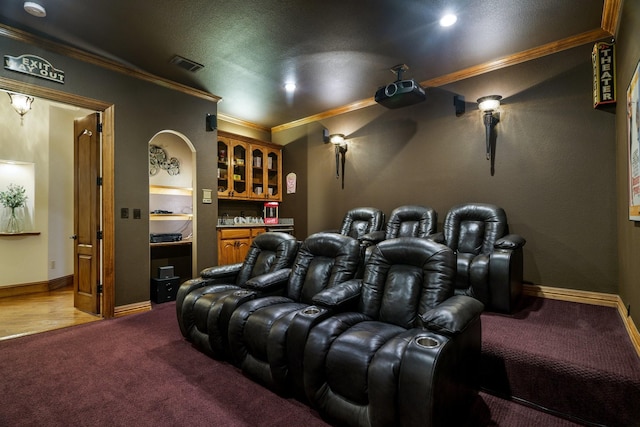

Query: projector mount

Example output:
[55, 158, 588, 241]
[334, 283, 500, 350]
[389, 64, 409, 82]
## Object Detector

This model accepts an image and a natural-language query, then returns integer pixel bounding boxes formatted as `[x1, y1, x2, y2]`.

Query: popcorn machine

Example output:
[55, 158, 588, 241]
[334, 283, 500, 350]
[263, 202, 279, 224]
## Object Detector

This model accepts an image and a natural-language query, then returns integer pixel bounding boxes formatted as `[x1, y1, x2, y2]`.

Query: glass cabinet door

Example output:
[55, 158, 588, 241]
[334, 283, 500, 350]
[250, 147, 266, 199]
[217, 137, 230, 197]
[266, 148, 281, 200]
[231, 141, 248, 198]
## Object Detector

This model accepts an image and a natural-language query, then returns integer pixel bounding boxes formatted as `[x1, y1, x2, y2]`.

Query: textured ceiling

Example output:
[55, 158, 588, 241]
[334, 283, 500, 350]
[0, 0, 611, 129]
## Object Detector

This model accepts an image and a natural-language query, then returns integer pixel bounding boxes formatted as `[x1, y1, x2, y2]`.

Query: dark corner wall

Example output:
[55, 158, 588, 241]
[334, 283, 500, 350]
[277, 41, 618, 298]
[615, 0, 640, 330]
[1, 36, 219, 307]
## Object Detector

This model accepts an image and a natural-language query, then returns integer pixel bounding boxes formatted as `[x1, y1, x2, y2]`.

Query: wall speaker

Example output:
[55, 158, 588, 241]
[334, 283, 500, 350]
[206, 114, 217, 132]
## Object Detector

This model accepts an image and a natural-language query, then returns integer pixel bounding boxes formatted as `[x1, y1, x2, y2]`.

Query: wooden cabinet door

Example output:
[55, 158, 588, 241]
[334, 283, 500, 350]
[230, 140, 249, 199]
[249, 146, 267, 200]
[265, 147, 282, 201]
[217, 137, 232, 198]
[218, 239, 238, 265]
[235, 238, 251, 263]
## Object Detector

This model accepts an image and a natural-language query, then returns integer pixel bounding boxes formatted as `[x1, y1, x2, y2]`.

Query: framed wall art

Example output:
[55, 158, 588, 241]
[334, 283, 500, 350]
[628, 60, 640, 221]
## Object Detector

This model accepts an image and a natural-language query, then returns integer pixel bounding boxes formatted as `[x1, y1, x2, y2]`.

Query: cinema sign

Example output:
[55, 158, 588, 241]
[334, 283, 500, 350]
[4, 54, 65, 84]
[592, 42, 616, 109]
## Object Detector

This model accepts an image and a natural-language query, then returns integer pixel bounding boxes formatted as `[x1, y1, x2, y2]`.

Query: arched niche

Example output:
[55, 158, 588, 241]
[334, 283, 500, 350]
[148, 130, 197, 285]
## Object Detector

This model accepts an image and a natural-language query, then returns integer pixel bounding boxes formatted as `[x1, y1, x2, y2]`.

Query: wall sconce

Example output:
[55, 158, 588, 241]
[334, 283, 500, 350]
[323, 130, 348, 189]
[477, 95, 501, 174]
[7, 92, 34, 122]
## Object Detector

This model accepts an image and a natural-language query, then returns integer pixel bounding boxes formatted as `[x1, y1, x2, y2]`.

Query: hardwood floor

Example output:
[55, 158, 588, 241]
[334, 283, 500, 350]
[0, 286, 101, 341]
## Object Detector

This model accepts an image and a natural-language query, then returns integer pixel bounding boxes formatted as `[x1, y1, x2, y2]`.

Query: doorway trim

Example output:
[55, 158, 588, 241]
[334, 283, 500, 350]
[1, 76, 116, 318]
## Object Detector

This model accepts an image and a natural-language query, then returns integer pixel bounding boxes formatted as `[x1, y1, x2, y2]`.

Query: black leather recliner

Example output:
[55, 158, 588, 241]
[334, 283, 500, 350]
[302, 237, 484, 427]
[434, 203, 526, 313]
[361, 205, 437, 245]
[338, 207, 385, 241]
[226, 232, 361, 394]
[175, 232, 299, 358]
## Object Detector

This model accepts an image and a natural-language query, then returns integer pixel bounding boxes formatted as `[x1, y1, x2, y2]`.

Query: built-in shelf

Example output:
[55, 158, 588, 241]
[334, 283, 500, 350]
[0, 231, 41, 236]
[150, 214, 193, 221]
[149, 185, 192, 196]
[150, 239, 192, 247]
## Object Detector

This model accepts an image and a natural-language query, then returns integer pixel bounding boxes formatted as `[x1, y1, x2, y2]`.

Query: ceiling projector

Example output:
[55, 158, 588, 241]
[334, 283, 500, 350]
[374, 64, 426, 109]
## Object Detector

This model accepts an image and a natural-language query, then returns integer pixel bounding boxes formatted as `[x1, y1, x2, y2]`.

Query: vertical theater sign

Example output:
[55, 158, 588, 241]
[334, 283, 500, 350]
[592, 41, 616, 110]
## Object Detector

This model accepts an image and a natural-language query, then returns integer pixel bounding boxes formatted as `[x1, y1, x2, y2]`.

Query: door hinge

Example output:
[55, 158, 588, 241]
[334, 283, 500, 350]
[97, 230, 103, 240]
[97, 123, 103, 133]
[97, 176, 103, 186]
[97, 283, 103, 293]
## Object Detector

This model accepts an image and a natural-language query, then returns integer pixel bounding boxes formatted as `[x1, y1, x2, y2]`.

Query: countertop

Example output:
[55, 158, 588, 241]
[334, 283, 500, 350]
[217, 218, 294, 229]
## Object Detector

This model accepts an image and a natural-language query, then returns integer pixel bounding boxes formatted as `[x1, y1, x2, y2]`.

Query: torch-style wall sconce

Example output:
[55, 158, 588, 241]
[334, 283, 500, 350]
[477, 95, 501, 175]
[7, 92, 34, 123]
[323, 130, 348, 189]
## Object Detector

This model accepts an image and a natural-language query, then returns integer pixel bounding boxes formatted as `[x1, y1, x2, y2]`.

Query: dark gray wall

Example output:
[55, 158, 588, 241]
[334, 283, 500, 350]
[615, 0, 640, 329]
[1, 36, 219, 306]
[278, 45, 617, 294]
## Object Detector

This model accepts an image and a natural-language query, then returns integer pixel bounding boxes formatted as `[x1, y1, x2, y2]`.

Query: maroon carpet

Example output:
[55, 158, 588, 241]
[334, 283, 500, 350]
[480, 296, 640, 426]
[0, 300, 607, 426]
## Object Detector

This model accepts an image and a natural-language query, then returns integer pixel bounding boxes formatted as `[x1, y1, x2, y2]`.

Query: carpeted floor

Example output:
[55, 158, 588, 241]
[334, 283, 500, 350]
[0, 299, 622, 426]
[480, 296, 640, 427]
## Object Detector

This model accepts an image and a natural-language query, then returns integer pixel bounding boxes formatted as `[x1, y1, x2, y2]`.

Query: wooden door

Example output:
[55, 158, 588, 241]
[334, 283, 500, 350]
[73, 113, 101, 315]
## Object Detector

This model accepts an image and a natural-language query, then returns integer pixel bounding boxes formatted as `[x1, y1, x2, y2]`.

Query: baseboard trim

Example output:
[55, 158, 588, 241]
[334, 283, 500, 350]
[523, 284, 640, 358]
[113, 301, 152, 318]
[0, 275, 74, 298]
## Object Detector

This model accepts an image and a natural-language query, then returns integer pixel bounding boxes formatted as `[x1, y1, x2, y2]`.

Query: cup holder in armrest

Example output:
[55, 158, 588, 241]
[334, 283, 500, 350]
[301, 306, 321, 316]
[415, 336, 440, 349]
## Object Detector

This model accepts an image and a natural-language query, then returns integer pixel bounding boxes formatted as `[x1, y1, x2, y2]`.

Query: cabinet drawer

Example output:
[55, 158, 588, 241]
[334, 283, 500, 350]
[251, 227, 266, 237]
[219, 228, 251, 239]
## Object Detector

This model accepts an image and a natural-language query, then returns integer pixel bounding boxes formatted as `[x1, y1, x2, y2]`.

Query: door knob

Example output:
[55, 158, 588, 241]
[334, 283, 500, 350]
[70, 234, 78, 240]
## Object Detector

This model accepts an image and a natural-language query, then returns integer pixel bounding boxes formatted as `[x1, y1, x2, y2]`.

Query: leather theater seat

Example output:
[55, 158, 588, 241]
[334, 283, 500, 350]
[338, 206, 385, 242]
[175, 231, 299, 358]
[302, 237, 484, 427]
[226, 232, 361, 395]
[361, 204, 438, 245]
[435, 203, 526, 313]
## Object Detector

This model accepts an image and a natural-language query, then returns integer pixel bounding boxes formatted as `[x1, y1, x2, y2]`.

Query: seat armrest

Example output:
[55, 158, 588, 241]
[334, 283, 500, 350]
[359, 230, 385, 245]
[419, 295, 484, 335]
[495, 234, 526, 250]
[244, 268, 291, 293]
[428, 231, 445, 244]
[200, 263, 243, 280]
[285, 305, 333, 397]
[312, 279, 362, 310]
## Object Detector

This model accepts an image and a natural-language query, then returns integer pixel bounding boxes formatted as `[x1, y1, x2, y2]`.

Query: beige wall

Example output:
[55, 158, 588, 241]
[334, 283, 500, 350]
[0, 98, 90, 286]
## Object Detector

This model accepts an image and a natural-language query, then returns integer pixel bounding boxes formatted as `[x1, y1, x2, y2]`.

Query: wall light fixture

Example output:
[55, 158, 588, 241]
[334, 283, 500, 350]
[323, 130, 348, 189]
[477, 95, 501, 174]
[7, 92, 34, 123]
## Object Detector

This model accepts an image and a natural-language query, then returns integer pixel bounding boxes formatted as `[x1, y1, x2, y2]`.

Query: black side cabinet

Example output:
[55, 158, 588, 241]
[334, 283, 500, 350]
[150, 276, 180, 303]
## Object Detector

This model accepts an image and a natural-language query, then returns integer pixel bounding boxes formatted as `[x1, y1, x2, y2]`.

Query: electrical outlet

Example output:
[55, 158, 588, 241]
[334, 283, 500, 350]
[121, 207, 129, 219]
[133, 208, 141, 219]
[50, 260, 55, 269]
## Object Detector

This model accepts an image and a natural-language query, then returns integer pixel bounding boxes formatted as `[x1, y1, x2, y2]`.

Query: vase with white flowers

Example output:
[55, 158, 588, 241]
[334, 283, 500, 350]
[0, 183, 28, 233]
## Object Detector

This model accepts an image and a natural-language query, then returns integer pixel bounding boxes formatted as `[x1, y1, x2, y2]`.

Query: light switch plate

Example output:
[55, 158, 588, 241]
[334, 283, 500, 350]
[202, 188, 212, 204]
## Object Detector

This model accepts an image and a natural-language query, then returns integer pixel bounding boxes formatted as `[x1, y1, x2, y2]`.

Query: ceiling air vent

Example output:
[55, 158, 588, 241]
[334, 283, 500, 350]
[169, 55, 204, 72]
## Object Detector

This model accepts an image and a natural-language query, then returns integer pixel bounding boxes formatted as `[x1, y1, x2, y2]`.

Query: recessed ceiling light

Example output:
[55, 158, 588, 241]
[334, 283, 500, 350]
[439, 13, 457, 27]
[284, 82, 297, 93]
[24, 2, 46, 18]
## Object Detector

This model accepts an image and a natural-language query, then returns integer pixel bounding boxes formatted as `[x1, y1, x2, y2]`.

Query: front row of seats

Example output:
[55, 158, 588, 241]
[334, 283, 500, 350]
[176, 231, 484, 427]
